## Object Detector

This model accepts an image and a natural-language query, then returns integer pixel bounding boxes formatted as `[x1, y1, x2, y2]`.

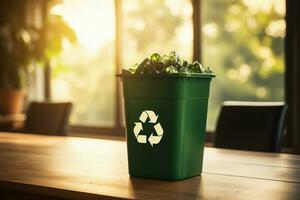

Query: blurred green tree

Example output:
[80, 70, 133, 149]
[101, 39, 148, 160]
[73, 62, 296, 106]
[202, 0, 285, 129]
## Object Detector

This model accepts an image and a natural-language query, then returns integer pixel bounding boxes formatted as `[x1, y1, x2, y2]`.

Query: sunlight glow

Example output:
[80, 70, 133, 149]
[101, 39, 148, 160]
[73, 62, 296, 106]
[226, 64, 252, 83]
[203, 23, 218, 38]
[256, 87, 267, 97]
[51, 0, 115, 52]
[165, 0, 192, 17]
[266, 19, 286, 38]
[242, 0, 285, 16]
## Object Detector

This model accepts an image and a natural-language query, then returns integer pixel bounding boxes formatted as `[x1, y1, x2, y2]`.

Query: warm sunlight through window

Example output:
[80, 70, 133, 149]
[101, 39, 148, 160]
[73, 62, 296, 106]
[203, 0, 285, 130]
[51, 0, 116, 126]
[51, 0, 115, 52]
[51, 0, 193, 127]
[49, 0, 284, 131]
[122, 0, 193, 68]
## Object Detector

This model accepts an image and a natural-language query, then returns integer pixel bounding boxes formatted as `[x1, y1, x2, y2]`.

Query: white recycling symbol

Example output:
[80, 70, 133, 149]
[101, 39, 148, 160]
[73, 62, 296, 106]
[133, 110, 164, 147]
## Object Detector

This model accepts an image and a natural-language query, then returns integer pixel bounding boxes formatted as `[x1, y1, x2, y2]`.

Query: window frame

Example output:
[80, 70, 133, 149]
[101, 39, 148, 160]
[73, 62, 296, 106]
[44, 0, 201, 136]
[46, 0, 287, 141]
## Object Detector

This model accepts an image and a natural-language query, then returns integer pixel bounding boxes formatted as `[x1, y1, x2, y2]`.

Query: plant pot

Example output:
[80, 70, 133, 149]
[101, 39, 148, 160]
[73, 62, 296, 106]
[118, 73, 215, 180]
[0, 89, 25, 115]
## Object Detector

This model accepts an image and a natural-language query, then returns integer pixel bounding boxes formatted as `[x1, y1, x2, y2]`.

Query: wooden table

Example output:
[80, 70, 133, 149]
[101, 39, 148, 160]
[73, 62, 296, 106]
[0, 132, 300, 200]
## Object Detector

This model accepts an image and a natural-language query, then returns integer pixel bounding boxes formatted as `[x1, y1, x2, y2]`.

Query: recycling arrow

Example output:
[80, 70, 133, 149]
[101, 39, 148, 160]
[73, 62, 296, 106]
[154, 123, 163, 136]
[133, 122, 147, 144]
[139, 110, 158, 123]
[139, 111, 148, 123]
[133, 110, 164, 147]
[148, 134, 163, 147]
[148, 123, 163, 146]
[133, 122, 143, 138]
[146, 111, 159, 123]
[137, 135, 147, 143]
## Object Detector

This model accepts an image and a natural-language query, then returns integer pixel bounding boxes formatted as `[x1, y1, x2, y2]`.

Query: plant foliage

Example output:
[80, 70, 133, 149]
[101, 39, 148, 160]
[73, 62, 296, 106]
[0, 1, 76, 89]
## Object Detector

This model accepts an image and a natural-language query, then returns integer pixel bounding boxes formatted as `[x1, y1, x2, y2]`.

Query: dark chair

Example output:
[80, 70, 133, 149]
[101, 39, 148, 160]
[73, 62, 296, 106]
[24, 102, 73, 136]
[214, 101, 288, 152]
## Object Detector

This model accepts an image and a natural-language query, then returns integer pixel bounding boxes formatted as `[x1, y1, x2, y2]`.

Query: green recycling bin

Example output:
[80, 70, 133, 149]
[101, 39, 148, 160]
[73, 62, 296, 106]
[119, 73, 214, 180]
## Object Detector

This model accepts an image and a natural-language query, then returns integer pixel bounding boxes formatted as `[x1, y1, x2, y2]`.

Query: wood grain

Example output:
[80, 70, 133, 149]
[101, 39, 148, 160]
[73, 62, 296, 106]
[0, 132, 300, 200]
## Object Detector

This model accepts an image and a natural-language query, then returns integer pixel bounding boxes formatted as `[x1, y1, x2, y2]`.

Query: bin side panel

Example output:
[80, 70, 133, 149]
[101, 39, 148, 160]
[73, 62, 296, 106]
[180, 98, 209, 178]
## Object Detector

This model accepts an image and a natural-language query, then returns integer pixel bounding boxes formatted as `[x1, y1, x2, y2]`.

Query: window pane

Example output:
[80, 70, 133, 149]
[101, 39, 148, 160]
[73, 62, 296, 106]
[51, 0, 116, 126]
[202, 0, 285, 130]
[122, 0, 193, 68]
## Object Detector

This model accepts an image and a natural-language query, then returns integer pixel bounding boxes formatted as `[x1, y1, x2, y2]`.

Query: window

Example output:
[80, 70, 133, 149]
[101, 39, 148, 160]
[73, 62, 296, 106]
[202, 0, 285, 130]
[122, 0, 193, 68]
[51, 0, 116, 126]
[48, 0, 285, 134]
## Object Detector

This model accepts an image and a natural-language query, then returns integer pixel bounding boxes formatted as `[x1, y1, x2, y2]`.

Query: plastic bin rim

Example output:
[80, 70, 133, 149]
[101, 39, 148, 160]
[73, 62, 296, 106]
[116, 73, 215, 79]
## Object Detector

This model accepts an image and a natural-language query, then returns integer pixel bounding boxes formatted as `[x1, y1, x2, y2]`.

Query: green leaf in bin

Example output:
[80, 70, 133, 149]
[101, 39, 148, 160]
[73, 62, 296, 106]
[182, 60, 188, 68]
[122, 69, 131, 74]
[179, 67, 190, 74]
[188, 61, 204, 73]
[199, 64, 205, 72]
[125, 51, 214, 75]
[135, 58, 150, 74]
[128, 63, 139, 74]
[204, 66, 213, 74]
[150, 53, 161, 62]
[165, 65, 178, 74]
[155, 61, 164, 72]
[169, 51, 179, 62]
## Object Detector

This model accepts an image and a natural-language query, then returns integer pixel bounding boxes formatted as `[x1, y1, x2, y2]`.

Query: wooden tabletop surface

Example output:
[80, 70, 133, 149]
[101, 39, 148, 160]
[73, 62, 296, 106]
[0, 132, 300, 200]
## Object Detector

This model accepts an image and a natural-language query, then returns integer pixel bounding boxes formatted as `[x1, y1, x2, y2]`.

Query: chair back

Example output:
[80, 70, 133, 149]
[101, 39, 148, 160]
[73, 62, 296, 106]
[214, 101, 288, 152]
[25, 102, 72, 136]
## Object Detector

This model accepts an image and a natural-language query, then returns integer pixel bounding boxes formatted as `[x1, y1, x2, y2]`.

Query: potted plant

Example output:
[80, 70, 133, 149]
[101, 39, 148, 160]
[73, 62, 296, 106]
[0, 11, 76, 114]
[118, 51, 215, 180]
